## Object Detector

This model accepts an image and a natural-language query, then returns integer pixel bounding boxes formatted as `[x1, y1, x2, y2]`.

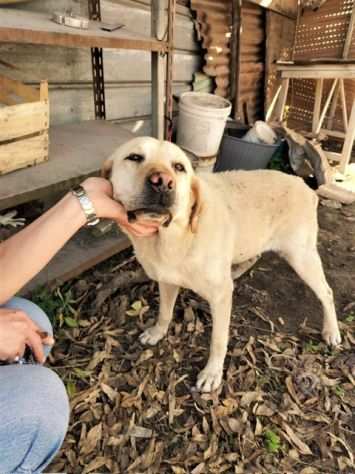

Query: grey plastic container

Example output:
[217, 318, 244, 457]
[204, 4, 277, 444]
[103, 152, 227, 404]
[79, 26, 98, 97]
[214, 127, 280, 172]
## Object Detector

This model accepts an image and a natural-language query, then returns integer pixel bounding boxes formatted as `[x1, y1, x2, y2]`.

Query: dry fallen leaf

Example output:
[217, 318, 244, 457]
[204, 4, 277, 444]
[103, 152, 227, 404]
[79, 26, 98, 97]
[80, 423, 102, 456]
[282, 423, 312, 455]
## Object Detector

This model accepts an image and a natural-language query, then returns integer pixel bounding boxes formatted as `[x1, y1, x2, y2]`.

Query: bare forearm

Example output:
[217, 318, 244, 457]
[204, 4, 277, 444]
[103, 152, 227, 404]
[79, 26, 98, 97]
[0, 193, 86, 303]
[0, 176, 160, 304]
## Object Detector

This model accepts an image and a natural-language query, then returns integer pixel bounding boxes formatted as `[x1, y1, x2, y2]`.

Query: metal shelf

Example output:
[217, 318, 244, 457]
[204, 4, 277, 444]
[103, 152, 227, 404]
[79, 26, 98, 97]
[0, 8, 168, 52]
[0, 121, 134, 211]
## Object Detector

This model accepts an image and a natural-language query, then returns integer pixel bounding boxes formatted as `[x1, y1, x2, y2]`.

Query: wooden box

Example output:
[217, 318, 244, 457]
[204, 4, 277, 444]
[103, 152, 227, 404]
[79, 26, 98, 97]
[0, 74, 49, 175]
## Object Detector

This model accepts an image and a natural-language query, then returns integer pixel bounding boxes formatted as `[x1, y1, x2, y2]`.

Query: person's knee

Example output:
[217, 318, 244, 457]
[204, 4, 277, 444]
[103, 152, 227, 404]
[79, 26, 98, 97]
[28, 366, 70, 437]
[3, 366, 70, 473]
[4, 297, 53, 336]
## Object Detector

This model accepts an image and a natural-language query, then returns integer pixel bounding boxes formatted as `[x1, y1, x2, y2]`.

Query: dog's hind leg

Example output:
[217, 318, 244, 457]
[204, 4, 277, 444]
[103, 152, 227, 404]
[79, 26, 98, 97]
[282, 246, 341, 346]
[140, 282, 179, 345]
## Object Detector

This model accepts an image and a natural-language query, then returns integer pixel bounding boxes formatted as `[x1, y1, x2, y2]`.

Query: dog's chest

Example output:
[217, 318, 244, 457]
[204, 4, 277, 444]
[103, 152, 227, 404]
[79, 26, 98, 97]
[133, 240, 203, 290]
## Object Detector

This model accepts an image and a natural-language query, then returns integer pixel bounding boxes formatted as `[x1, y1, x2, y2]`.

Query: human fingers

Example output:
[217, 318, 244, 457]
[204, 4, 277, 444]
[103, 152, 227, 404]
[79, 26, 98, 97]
[25, 330, 45, 364]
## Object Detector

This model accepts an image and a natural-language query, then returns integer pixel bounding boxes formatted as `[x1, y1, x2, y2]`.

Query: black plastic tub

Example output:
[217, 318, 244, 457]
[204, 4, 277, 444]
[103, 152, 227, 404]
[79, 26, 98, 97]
[214, 127, 281, 172]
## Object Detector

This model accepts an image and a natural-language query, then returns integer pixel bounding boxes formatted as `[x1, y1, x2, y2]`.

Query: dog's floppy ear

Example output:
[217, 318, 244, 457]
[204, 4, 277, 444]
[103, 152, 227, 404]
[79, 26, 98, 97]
[101, 159, 113, 179]
[189, 177, 202, 233]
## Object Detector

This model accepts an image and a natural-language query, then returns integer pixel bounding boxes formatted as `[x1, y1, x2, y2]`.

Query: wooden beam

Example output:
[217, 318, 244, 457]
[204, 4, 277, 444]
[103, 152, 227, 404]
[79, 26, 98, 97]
[339, 99, 355, 173]
[273, 78, 289, 122]
[312, 78, 323, 134]
[0, 73, 39, 103]
[265, 84, 281, 122]
[339, 78, 348, 130]
[324, 151, 341, 162]
[320, 128, 346, 139]
[39, 80, 48, 102]
[315, 78, 338, 135]
[278, 63, 355, 79]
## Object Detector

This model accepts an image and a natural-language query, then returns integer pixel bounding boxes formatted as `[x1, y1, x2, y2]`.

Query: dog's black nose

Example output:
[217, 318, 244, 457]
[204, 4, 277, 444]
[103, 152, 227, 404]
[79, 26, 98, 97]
[148, 171, 175, 193]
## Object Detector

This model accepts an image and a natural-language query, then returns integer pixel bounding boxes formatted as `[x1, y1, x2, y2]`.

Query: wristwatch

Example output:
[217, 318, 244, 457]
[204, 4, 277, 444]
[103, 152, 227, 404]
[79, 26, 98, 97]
[71, 185, 100, 226]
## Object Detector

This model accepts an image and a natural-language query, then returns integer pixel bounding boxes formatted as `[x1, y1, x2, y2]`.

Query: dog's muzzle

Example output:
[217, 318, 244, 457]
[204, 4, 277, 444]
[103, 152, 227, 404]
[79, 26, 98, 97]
[141, 170, 176, 209]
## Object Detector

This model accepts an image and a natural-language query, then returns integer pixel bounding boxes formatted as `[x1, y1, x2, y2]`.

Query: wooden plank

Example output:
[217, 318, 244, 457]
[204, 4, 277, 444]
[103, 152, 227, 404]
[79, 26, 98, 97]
[274, 78, 289, 121]
[0, 121, 134, 211]
[0, 133, 48, 175]
[320, 128, 346, 139]
[315, 78, 338, 135]
[324, 151, 341, 162]
[278, 63, 355, 79]
[339, 99, 355, 174]
[317, 183, 355, 205]
[0, 9, 167, 52]
[265, 84, 281, 121]
[22, 228, 131, 294]
[39, 80, 48, 102]
[326, 81, 340, 130]
[339, 78, 348, 130]
[0, 73, 39, 102]
[0, 101, 49, 141]
[0, 90, 17, 105]
[312, 78, 323, 134]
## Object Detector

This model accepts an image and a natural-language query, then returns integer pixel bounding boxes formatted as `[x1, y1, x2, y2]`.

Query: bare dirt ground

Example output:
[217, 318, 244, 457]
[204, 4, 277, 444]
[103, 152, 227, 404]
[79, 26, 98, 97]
[45, 201, 355, 474]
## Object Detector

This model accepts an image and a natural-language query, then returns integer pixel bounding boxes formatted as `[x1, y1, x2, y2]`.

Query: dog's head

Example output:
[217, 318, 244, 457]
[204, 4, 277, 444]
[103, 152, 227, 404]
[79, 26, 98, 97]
[102, 137, 202, 232]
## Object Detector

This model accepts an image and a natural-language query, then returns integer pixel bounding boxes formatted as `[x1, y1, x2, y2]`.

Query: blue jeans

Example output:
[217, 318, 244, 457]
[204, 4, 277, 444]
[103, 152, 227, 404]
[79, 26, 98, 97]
[0, 297, 69, 474]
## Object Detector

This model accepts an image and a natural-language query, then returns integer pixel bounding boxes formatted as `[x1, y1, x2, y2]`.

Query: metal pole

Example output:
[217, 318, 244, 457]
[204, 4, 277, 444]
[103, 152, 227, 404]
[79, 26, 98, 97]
[88, 0, 106, 119]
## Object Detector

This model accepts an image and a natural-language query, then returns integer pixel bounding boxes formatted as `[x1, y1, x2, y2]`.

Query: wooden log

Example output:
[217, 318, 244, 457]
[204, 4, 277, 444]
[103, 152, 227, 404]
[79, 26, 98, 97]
[317, 184, 355, 205]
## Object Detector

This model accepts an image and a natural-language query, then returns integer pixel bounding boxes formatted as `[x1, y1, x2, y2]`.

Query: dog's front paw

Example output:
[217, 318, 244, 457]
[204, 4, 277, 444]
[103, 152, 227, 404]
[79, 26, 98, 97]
[196, 364, 223, 392]
[139, 325, 166, 345]
[322, 324, 341, 346]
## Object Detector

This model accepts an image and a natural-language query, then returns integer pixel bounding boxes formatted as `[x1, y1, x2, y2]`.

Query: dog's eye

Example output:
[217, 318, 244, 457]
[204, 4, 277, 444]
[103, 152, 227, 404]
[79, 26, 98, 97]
[125, 153, 145, 163]
[174, 163, 186, 172]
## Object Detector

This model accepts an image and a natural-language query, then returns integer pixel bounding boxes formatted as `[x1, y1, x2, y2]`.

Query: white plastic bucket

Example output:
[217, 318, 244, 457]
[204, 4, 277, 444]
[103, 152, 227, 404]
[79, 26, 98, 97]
[242, 120, 277, 145]
[177, 92, 232, 157]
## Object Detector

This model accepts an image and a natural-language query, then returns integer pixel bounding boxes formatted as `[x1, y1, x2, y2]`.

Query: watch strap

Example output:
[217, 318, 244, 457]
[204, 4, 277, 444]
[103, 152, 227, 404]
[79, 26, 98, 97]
[71, 185, 100, 226]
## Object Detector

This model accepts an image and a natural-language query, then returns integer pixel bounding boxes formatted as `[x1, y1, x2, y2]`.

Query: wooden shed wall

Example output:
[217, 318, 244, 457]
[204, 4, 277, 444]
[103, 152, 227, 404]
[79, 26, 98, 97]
[0, 0, 201, 133]
[288, 0, 355, 132]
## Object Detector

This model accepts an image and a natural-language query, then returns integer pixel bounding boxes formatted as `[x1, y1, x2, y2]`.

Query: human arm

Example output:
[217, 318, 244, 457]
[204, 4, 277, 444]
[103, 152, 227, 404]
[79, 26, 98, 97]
[0, 177, 158, 304]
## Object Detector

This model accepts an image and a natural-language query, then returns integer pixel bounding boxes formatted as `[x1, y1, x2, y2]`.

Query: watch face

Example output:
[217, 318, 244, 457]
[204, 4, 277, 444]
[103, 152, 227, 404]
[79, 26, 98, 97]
[74, 186, 85, 197]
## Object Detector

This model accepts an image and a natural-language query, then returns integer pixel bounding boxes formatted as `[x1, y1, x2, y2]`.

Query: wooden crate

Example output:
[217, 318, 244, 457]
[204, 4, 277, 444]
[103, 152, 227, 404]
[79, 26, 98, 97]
[0, 74, 49, 175]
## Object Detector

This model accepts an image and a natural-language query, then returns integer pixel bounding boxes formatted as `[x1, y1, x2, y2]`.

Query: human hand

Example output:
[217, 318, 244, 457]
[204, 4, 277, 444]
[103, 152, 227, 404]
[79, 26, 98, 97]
[81, 177, 160, 237]
[0, 308, 54, 363]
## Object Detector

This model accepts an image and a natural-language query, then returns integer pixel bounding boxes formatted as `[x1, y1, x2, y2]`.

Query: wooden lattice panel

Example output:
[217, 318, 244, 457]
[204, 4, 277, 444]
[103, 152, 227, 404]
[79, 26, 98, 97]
[294, 0, 354, 60]
[288, 77, 354, 132]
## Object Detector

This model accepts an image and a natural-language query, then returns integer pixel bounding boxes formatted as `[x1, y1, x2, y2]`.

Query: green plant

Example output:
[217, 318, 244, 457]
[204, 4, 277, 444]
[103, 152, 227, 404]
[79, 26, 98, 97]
[31, 285, 80, 328]
[264, 429, 281, 454]
[31, 286, 63, 325]
[304, 340, 321, 353]
[345, 313, 355, 322]
[332, 385, 345, 399]
[267, 142, 292, 174]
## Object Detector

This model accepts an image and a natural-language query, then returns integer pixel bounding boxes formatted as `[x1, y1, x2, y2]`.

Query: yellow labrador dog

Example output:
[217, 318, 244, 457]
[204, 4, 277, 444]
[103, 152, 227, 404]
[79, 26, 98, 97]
[103, 137, 341, 392]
